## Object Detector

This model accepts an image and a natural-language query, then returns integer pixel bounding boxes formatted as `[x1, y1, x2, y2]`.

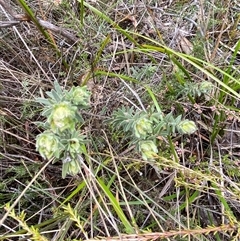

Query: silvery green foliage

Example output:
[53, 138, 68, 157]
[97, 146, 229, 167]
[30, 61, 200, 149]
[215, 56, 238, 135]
[178, 81, 213, 98]
[36, 81, 91, 178]
[130, 64, 157, 81]
[110, 106, 197, 161]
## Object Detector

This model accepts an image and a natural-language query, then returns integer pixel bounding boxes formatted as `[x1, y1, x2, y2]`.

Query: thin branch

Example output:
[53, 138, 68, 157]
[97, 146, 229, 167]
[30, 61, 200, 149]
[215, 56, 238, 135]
[0, 0, 80, 44]
[0, 20, 20, 28]
[38, 19, 79, 43]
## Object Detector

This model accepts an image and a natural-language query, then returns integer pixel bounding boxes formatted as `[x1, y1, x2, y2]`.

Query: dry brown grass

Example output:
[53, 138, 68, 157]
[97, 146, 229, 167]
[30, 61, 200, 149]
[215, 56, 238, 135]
[0, 0, 240, 240]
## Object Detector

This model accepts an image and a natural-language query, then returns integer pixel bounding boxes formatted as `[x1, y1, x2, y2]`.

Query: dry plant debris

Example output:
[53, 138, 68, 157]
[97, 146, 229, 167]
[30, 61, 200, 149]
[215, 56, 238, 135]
[0, 0, 240, 241]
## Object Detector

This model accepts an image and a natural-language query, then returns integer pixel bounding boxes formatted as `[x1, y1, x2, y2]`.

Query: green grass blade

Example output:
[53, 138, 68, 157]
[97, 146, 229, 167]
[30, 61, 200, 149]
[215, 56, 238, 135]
[82, 1, 139, 45]
[145, 85, 161, 113]
[97, 177, 135, 234]
[178, 190, 200, 212]
[211, 182, 237, 224]
[60, 181, 86, 207]
[130, 31, 240, 98]
[17, 0, 69, 69]
[17, 0, 53, 46]
[224, 39, 240, 82]
[80, 0, 84, 25]
[82, 35, 111, 85]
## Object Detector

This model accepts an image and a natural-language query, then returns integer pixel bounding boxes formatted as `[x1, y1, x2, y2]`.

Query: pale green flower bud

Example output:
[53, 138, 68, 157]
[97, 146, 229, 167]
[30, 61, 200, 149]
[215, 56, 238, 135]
[67, 159, 80, 176]
[69, 138, 81, 152]
[68, 86, 91, 106]
[134, 117, 153, 138]
[199, 81, 213, 94]
[138, 140, 158, 161]
[36, 131, 60, 159]
[177, 120, 197, 134]
[48, 102, 77, 132]
[62, 155, 83, 178]
[67, 138, 85, 158]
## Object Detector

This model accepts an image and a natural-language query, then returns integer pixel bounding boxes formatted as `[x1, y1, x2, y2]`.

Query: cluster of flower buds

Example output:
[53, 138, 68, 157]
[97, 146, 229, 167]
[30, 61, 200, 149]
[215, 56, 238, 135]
[133, 114, 197, 161]
[48, 102, 77, 132]
[36, 131, 61, 160]
[177, 120, 197, 135]
[134, 117, 153, 138]
[36, 83, 91, 178]
[138, 140, 158, 161]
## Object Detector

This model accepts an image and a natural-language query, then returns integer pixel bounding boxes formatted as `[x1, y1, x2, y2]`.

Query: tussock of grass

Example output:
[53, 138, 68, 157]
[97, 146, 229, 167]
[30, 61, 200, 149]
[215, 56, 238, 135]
[0, 0, 240, 241]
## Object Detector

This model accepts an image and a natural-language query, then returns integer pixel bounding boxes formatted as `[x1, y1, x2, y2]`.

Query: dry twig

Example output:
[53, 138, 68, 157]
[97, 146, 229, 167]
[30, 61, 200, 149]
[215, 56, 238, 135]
[0, 0, 79, 43]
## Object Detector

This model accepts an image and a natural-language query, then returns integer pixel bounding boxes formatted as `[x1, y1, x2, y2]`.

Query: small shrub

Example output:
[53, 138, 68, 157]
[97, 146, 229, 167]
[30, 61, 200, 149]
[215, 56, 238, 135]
[35, 81, 91, 178]
[109, 106, 198, 162]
